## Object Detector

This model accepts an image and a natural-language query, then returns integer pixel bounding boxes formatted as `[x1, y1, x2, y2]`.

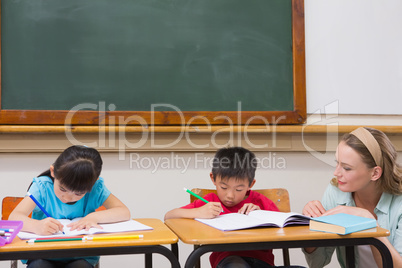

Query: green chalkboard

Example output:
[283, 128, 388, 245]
[0, 0, 306, 125]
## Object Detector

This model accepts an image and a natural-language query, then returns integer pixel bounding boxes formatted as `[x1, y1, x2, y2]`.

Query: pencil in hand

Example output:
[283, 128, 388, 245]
[184, 188, 225, 213]
[27, 192, 65, 234]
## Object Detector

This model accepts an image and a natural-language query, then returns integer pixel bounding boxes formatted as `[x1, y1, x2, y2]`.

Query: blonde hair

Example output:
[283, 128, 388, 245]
[331, 127, 402, 195]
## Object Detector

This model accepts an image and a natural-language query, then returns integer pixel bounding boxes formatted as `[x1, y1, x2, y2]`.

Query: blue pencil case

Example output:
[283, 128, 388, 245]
[0, 220, 23, 246]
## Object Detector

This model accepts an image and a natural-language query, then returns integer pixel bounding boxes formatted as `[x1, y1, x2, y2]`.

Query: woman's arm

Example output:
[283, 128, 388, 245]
[302, 200, 327, 253]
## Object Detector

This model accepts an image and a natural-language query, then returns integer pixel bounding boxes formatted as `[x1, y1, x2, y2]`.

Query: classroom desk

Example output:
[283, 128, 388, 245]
[0, 218, 180, 268]
[165, 218, 392, 268]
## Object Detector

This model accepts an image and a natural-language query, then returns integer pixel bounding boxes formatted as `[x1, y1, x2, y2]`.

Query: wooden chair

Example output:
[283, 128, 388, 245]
[2, 196, 104, 268]
[190, 188, 291, 267]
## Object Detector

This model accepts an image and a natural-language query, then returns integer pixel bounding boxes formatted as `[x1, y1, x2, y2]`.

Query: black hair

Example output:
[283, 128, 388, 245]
[211, 147, 257, 185]
[38, 145, 103, 192]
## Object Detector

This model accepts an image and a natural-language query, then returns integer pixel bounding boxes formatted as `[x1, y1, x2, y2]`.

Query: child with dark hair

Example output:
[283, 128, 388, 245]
[165, 147, 303, 268]
[9, 145, 131, 268]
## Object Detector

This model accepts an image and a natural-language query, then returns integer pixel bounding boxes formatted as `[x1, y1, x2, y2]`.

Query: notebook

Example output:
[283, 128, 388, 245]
[196, 210, 310, 231]
[18, 219, 153, 239]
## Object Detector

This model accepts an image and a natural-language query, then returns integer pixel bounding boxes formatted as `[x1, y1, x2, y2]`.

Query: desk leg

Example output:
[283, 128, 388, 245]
[142, 245, 181, 268]
[0, 245, 181, 268]
[141, 246, 181, 268]
[345, 246, 355, 268]
[184, 238, 393, 268]
[369, 238, 393, 268]
[172, 243, 179, 260]
[282, 248, 290, 266]
[145, 245, 180, 268]
[194, 245, 200, 268]
[145, 253, 152, 268]
[340, 238, 393, 268]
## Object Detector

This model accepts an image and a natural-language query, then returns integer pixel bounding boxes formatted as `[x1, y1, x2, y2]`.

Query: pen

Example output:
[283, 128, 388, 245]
[0, 228, 14, 232]
[27, 192, 65, 234]
[35, 236, 84, 241]
[27, 235, 143, 243]
[0, 231, 11, 237]
[27, 192, 51, 217]
[184, 188, 209, 203]
[27, 237, 83, 243]
[184, 188, 225, 213]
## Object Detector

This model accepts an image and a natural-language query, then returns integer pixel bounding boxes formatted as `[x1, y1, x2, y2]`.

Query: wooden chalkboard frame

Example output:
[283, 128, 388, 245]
[0, 0, 305, 126]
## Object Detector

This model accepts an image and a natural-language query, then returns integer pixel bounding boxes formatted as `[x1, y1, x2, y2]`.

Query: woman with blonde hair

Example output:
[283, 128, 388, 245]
[302, 127, 402, 268]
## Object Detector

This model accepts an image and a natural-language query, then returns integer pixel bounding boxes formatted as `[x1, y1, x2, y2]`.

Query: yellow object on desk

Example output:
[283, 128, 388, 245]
[84, 235, 143, 241]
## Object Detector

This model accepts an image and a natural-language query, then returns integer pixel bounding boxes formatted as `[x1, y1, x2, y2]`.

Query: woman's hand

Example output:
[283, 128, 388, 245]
[302, 200, 326, 217]
[323, 205, 376, 219]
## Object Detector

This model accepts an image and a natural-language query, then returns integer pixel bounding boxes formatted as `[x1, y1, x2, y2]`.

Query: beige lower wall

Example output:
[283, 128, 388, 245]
[1, 123, 401, 267]
[1, 151, 341, 268]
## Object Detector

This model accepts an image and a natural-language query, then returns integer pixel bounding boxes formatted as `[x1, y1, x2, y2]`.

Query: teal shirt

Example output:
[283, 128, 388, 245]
[23, 176, 111, 266]
[304, 184, 402, 268]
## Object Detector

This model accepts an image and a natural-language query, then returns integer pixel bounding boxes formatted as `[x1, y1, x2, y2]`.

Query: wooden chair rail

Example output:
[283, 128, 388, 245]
[0, 125, 402, 134]
[190, 188, 291, 213]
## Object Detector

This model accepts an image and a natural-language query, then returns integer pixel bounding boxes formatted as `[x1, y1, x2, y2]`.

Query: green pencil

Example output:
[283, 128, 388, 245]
[27, 237, 83, 243]
[184, 188, 209, 203]
[184, 188, 225, 213]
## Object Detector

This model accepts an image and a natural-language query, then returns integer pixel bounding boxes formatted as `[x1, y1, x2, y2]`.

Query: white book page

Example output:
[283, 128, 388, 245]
[18, 219, 153, 239]
[247, 210, 309, 227]
[196, 213, 267, 231]
[196, 211, 310, 231]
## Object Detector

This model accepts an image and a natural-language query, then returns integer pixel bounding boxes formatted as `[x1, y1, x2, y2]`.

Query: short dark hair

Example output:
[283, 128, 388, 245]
[211, 147, 257, 185]
[38, 145, 103, 192]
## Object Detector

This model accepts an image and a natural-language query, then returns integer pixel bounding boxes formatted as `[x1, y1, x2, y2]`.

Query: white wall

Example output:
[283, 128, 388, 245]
[305, 0, 402, 115]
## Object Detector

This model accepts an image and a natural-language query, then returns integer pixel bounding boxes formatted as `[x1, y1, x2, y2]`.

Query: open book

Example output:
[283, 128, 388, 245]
[196, 210, 310, 231]
[18, 219, 153, 240]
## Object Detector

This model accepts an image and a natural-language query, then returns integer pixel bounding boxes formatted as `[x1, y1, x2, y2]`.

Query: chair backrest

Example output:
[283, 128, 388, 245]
[2, 197, 26, 220]
[190, 188, 292, 266]
[190, 188, 290, 212]
[1, 196, 106, 220]
[2, 196, 104, 268]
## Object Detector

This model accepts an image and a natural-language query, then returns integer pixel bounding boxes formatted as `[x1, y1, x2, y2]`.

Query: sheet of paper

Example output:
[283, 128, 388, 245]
[247, 210, 307, 226]
[18, 219, 153, 239]
[196, 213, 267, 231]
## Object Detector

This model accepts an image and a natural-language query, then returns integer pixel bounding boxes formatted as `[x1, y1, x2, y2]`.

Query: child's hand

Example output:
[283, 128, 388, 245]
[196, 202, 223, 219]
[238, 203, 260, 215]
[36, 218, 65, 235]
[67, 214, 103, 231]
[302, 200, 326, 217]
